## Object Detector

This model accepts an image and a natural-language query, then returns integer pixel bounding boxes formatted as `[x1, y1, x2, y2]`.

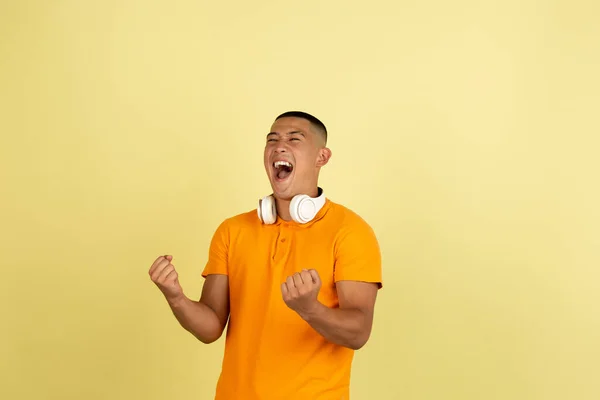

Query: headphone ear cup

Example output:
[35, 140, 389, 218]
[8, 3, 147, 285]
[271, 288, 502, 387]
[257, 199, 263, 222]
[290, 194, 317, 224]
[259, 195, 277, 224]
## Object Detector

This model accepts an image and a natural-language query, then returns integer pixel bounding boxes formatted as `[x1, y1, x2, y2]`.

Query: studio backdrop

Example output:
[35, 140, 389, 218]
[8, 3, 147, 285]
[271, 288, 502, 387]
[1, 1, 599, 399]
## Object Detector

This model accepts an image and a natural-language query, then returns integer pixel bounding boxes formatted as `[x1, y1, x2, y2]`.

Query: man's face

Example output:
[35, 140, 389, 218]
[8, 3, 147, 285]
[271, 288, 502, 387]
[263, 117, 329, 200]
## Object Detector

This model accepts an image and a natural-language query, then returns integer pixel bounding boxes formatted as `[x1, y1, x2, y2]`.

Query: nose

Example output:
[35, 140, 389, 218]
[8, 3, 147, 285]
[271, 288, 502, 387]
[274, 145, 288, 153]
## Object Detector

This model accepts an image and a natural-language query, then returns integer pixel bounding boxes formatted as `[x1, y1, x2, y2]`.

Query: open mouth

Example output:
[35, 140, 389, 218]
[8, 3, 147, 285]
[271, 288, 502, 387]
[273, 160, 293, 180]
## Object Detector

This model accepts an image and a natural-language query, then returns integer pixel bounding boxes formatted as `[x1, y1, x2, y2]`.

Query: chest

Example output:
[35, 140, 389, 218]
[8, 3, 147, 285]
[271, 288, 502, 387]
[227, 224, 340, 309]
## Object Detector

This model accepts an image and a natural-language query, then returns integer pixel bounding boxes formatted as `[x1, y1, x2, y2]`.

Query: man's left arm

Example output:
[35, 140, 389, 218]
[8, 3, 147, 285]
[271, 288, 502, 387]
[282, 271, 378, 350]
[281, 218, 382, 350]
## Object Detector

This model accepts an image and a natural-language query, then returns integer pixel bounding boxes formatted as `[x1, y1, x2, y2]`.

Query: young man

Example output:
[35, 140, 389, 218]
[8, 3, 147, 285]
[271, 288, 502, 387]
[149, 111, 383, 399]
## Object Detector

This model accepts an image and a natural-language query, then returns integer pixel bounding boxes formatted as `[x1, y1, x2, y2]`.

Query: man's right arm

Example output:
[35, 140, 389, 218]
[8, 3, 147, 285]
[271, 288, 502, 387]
[149, 255, 230, 344]
[167, 274, 230, 344]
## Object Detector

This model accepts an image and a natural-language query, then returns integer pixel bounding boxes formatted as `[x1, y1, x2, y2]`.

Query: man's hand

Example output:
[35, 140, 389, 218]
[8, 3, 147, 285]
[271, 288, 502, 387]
[149, 255, 184, 303]
[281, 269, 322, 317]
[147, 255, 230, 344]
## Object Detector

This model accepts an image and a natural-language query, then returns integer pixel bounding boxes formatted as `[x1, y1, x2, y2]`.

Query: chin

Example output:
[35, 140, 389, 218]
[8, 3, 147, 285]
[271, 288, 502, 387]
[274, 193, 294, 201]
[269, 180, 296, 201]
[270, 185, 294, 201]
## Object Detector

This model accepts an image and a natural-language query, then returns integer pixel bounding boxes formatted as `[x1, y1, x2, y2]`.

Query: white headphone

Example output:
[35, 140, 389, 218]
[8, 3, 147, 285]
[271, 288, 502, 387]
[257, 188, 326, 224]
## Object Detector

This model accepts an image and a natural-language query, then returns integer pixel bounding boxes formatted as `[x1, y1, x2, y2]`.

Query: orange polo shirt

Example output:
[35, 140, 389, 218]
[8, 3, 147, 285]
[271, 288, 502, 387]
[202, 198, 382, 400]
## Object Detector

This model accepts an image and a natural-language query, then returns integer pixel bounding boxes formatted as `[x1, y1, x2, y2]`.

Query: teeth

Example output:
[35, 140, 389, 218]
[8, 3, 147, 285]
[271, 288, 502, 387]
[274, 161, 292, 168]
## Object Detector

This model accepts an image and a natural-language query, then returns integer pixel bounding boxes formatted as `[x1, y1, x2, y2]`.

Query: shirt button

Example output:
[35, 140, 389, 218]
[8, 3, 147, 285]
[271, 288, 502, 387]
[281, 238, 286, 242]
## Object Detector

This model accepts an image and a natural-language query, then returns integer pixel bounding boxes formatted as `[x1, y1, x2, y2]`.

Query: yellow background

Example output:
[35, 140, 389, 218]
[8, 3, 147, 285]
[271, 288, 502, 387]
[1, 1, 599, 399]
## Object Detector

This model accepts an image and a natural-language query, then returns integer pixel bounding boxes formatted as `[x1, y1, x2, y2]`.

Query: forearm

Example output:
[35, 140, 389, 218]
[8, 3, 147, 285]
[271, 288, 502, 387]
[299, 302, 370, 350]
[167, 295, 225, 344]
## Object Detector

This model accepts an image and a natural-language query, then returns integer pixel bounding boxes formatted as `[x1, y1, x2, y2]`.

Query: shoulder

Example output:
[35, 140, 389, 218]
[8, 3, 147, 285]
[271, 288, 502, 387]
[323, 200, 380, 253]
[222, 208, 259, 227]
[206, 209, 258, 250]
[214, 205, 260, 240]
[326, 200, 377, 235]
[210, 208, 260, 237]
[326, 200, 383, 286]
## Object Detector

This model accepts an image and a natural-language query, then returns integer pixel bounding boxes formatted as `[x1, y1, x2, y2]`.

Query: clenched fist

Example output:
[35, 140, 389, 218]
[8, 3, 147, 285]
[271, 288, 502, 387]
[149, 255, 183, 302]
[281, 269, 322, 316]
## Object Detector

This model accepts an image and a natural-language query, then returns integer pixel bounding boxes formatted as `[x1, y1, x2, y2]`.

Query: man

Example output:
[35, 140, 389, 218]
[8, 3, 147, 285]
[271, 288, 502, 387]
[149, 111, 383, 399]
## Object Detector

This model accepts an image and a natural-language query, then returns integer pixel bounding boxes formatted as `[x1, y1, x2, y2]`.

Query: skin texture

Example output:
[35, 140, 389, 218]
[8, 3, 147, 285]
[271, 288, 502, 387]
[148, 255, 229, 344]
[149, 115, 379, 350]
[281, 269, 379, 350]
[264, 117, 332, 221]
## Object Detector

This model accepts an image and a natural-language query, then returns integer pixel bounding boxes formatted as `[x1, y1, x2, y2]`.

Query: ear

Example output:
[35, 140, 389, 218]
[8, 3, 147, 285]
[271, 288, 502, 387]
[316, 147, 332, 167]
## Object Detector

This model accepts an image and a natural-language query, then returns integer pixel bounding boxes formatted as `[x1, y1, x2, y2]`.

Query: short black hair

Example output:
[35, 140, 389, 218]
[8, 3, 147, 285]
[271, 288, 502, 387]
[275, 111, 327, 144]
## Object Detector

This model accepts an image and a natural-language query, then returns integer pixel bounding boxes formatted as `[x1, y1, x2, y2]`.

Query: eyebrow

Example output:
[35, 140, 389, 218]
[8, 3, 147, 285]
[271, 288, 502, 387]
[266, 131, 305, 137]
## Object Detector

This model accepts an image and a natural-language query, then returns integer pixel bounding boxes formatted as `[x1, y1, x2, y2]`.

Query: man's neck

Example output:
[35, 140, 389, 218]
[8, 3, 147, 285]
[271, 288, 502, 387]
[275, 187, 321, 221]
[276, 198, 292, 221]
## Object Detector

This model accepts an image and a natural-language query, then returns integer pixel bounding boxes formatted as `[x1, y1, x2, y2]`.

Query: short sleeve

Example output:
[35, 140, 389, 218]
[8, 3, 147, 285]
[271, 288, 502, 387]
[333, 218, 383, 289]
[201, 219, 230, 277]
